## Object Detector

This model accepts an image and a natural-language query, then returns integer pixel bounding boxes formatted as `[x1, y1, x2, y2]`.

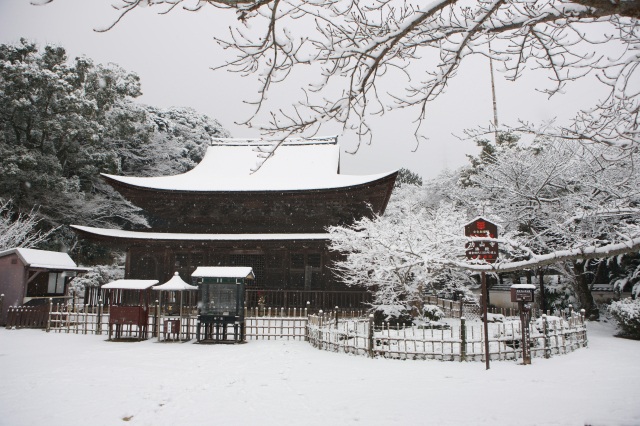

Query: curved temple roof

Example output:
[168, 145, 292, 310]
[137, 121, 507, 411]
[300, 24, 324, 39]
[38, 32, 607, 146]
[70, 225, 330, 242]
[102, 137, 397, 192]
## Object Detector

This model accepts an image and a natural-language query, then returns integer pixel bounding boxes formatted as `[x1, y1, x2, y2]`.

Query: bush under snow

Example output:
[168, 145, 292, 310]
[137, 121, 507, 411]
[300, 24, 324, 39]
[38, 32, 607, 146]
[608, 298, 640, 339]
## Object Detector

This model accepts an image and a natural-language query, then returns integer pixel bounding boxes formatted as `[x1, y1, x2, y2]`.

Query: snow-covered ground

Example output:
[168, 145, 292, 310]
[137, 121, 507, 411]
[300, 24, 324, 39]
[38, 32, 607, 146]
[0, 321, 638, 426]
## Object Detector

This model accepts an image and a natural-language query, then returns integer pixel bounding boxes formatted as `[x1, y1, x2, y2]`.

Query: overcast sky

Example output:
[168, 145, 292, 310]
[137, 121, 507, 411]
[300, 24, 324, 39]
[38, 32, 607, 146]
[0, 0, 606, 180]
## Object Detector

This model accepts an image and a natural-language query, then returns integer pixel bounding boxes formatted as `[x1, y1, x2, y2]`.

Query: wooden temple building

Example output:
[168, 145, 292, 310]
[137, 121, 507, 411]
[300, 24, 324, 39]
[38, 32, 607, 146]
[72, 137, 397, 309]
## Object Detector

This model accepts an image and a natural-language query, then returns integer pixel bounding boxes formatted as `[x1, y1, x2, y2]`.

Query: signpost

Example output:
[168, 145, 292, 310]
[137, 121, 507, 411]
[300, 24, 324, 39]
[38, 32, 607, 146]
[464, 218, 499, 262]
[510, 284, 535, 365]
[464, 217, 498, 371]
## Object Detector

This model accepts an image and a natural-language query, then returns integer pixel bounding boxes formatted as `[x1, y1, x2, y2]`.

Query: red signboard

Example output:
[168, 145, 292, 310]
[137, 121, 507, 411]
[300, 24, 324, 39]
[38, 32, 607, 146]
[464, 218, 499, 263]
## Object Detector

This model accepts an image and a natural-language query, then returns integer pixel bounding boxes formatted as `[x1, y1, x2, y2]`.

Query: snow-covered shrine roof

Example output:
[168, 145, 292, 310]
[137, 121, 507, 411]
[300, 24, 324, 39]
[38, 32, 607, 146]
[510, 284, 536, 290]
[101, 137, 396, 192]
[192, 267, 255, 279]
[153, 272, 198, 291]
[102, 279, 159, 290]
[70, 225, 330, 241]
[0, 247, 90, 272]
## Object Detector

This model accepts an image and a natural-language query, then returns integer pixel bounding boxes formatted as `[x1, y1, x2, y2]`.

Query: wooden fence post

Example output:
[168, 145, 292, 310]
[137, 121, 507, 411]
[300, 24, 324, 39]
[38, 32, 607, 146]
[83, 304, 88, 335]
[580, 309, 588, 347]
[318, 310, 323, 350]
[304, 313, 309, 342]
[368, 314, 374, 358]
[542, 314, 550, 359]
[65, 303, 71, 333]
[96, 298, 103, 335]
[155, 299, 160, 339]
[460, 317, 467, 362]
[46, 298, 53, 333]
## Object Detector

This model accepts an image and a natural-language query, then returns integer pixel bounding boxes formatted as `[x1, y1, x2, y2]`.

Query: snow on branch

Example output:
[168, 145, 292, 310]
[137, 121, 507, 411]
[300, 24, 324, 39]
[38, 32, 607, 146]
[452, 237, 640, 273]
[36, 0, 640, 154]
[0, 199, 57, 251]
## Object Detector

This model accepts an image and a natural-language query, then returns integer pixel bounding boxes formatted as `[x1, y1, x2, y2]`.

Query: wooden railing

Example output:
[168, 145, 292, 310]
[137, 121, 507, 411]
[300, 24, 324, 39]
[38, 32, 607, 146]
[245, 289, 370, 310]
[84, 287, 371, 311]
[5, 305, 49, 329]
[307, 311, 588, 362]
[9, 298, 589, 363]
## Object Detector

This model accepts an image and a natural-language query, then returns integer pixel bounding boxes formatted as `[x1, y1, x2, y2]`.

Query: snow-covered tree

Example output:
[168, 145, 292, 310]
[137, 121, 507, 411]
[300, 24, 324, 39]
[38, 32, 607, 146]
[0, 198, 56, 250]
[611, 254, 640, 297]
[0, 40, 147, 230]
[444, 137, 640, 317]
[0, 39, 230, 260]
[332, 137, 639, 319]
[140, 105, 230, 176]
[328, 185, 476, 318]
[394, 168, 423, 188]
[69, 263, 124, 296]
[83, 0, 640, 152]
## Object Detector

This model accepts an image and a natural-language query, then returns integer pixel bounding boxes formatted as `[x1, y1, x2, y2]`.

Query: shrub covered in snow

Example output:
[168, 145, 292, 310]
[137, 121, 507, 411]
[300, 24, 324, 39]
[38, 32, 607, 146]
[373, 303, 444, 326]
[421, 304, 444, 322]
[608, 298, 640, 339]
[373, 305, 413, 326]
[70, 264, 124, 296]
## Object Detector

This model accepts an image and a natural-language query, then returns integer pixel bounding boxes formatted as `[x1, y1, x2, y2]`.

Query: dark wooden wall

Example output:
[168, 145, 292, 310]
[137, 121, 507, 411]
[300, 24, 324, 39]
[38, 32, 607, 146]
[105, 173, 397, 233]
[125, 239, 346, 291]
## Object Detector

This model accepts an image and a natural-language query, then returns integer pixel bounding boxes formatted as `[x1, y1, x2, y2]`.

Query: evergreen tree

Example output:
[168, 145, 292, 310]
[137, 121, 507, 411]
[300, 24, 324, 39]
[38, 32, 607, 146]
[0, 39, 230, 261]
[394, 168, 423, 188]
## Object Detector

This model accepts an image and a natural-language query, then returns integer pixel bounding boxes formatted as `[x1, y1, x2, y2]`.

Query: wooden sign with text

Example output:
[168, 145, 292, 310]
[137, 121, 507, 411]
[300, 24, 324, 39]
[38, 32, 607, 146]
[464, 218, 499, 263]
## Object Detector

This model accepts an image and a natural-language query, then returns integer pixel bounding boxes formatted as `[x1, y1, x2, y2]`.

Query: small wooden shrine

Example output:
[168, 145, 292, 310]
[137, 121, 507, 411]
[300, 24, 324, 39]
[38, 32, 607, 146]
[153, 272, 198, 341]
[193, 266, 254, 343]
[102, 279, 158, 340]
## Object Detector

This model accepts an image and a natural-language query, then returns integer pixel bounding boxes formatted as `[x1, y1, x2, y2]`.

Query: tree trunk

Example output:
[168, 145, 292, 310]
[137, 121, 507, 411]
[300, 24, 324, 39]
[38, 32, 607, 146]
[539, 269, 546, 314]
[572, 261, 599, 320]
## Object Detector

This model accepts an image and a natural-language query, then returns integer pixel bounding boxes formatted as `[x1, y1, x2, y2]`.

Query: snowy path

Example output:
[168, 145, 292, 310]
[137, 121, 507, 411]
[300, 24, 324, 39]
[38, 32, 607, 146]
[0, 322, 638, 426]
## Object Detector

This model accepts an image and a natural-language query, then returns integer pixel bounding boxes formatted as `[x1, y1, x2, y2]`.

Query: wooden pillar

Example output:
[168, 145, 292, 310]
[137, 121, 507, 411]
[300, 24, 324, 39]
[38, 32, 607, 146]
[125, 248, 132, 279]
[482, 272, 490, 370]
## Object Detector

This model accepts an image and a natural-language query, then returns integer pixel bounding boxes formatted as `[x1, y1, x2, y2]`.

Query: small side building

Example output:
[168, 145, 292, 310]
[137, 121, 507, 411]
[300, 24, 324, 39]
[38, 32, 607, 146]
[0, 248, 90, 325]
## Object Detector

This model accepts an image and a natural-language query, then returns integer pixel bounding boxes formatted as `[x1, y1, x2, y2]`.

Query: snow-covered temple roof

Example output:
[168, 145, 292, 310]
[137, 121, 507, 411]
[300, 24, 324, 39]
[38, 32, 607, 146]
[192, 267, 255, 279]
[101, 137, 396, 192]
[70, 225, 330, 241]
[0, 247, 90, 272]
[102, 279, 159, 290]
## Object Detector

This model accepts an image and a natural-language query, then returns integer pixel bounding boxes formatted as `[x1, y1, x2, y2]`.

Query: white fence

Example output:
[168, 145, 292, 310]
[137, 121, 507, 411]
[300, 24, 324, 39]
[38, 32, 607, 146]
[307, 312, 588, 362]
[34, 302, 588, 363]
